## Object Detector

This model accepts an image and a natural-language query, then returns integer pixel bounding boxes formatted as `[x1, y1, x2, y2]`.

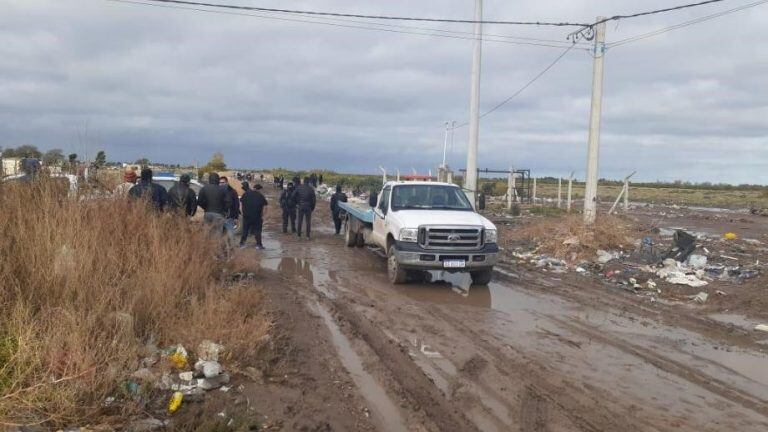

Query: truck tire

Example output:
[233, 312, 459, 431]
[470, 269, 493, 285]
[387, 245, 407, 284]
[355, 232, 365, 247]
[344, 217, 356, 247]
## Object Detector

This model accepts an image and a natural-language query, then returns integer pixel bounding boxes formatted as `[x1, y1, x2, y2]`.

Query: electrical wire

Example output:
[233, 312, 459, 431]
[109, 0, 589, 49]
[451, 42, 578, 130]
[608, 0, 768, 48]
[133, 0, 593, 26]
[592, 0, 729, 26]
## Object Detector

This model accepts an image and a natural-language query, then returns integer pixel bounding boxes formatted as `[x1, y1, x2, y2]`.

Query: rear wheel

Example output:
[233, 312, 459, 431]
[344, 217, 356, 247]
[387, 245, 407, 284]
[470, 269, 493, 285]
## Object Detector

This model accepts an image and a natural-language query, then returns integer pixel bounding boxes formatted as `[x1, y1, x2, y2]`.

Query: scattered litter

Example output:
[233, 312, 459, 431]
[166, 345, 188, 369]
[178, 371, 194, 381]
[667, 274, 708, 288]
[691, 292, 709, 304]
[754, 324, 768, 333]
[724, 232, 738, 240]
[168, 391, 183, 414]
[687, 254, 708, 270]
[197, 340, 224, 362]
[195, 360, 222, 378]
[721, 255, 740, 261]
[198, 373, 231, 390]
[220, 385, 231, 392]
[716, 290, 728, 296]
[596, 249, 620, 264]
[663, 230, 697, 262]
[646, 280, 657, 290]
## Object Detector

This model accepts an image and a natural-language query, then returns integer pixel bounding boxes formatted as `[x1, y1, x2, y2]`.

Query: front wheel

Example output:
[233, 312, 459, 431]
[470, 269, 493, 285]
[387, 245, 407, 284]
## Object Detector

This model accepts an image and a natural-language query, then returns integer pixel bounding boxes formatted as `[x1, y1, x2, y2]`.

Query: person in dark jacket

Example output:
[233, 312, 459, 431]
[295, 177, 316, 239]
[478, 191, 486, 211]
[168, 174, 198, 216]
[240, 184, 268, 249]
[330, 185, 348, 235]
[128, 168, 169, 211]
[197, 172, 231, 234]
[219, 176, 240, 234]
[279, 182, 297, 234]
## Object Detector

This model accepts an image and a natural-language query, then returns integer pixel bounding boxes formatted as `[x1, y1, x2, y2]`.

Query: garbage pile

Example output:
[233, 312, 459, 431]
[509, 227, 762, 305]
[110, 340, 231, 428]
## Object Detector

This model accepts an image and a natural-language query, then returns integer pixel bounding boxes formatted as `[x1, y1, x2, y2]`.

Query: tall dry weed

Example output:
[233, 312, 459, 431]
[0, 178, 270, 428]
[502, 214, 636, 262]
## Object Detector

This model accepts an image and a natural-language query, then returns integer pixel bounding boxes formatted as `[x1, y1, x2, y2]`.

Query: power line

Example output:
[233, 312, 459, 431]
[608, 0, 768, 48]
[593, 0, 729, 26]
[135, 0, 594, 26]
[109, 0, 589, 49]
[452, 43, 578, 130]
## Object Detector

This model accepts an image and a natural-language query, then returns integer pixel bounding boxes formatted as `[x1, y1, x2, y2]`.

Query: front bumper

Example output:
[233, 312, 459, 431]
[393, 240, 499, 270]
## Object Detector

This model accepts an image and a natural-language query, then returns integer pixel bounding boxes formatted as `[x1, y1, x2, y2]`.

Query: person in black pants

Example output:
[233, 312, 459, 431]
[279, 182, 297, 233]
[240, 184, 268, 249]
[295, 177, 316, 239]
[330, 185, 348, 235]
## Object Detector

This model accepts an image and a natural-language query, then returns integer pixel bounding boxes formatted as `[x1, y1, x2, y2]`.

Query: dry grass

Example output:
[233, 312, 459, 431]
[0, 177, 270, 428]
[501, 214, 636, 262]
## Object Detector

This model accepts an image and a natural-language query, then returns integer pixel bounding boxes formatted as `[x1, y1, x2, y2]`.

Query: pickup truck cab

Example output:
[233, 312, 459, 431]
[340, 181, 498, 285]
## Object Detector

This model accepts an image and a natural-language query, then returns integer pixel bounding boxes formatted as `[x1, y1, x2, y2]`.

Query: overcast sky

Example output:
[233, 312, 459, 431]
[1, 0, 766, 183]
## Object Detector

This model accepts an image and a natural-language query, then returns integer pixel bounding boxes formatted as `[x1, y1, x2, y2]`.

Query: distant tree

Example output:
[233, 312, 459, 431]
[94, 150, 107, 168]
[42, 148, 65, 166]
[198, 152, 227, 178]
[135, 157, 150, 167]
[2, 145, 42, 159]
[206, 152, 227, 171]
[68, 153, 78, 163]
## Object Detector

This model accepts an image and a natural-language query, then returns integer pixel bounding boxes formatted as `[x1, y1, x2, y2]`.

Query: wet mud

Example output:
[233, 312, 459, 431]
[252, 198, 768, 431]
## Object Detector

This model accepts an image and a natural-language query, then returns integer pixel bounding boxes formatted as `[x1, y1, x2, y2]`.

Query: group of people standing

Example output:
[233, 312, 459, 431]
[119, 168, 348, 250]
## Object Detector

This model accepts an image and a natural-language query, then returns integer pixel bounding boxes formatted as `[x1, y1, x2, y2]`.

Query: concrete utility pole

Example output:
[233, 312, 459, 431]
[532, 178, 537, 204]
[557, 178, 562, 208]
[442, 121, 450, 167]
[464, 0, 483, 204]
[583, 17, 607, 225]
[567, 171, 575, 213]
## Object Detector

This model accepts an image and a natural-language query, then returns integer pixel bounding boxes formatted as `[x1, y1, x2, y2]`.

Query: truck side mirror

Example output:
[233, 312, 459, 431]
[369, 192, 378, 208]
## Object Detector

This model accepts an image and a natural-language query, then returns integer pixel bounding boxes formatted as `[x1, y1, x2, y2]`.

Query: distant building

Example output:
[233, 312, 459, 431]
[1, 157, 21, 176]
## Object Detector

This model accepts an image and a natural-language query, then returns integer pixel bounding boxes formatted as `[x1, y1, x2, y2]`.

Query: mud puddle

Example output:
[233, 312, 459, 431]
[311, 302, 408, 432]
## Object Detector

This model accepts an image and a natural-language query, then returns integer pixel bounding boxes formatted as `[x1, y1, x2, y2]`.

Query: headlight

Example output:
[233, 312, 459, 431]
[399, 228, 419, 242]
[484, 229, 498, 244]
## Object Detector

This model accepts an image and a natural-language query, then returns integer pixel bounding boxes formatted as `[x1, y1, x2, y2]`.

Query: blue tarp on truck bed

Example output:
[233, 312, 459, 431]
[338, 201, 374, 224]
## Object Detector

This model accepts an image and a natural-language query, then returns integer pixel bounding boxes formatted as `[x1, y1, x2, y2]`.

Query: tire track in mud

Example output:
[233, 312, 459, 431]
[259, 242, 481, 431]
[425, 305, 658, 432]
[550, 316, 768, 418]
[496, 264, 768, 353]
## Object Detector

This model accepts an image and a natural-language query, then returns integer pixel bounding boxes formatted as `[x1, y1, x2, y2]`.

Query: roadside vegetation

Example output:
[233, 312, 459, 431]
[0, 178, 270, 428]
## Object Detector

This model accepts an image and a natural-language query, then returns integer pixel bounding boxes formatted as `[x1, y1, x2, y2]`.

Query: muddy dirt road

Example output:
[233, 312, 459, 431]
[251, 199, 768, 431]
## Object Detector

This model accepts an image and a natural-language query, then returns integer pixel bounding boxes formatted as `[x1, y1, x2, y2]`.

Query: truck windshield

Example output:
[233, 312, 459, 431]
[391, 185, 472, 211]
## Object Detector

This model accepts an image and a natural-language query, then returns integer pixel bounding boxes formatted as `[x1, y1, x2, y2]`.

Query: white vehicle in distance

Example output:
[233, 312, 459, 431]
[152, 174, 204, 194]
[339, 181, 498, 285]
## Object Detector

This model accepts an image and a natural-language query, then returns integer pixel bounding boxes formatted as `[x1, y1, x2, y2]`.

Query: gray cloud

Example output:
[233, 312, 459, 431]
[0, 0, 766, 184]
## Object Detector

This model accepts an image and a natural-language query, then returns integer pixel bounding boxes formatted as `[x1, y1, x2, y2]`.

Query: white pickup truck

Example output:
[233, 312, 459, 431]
[339, 181, 499, 285]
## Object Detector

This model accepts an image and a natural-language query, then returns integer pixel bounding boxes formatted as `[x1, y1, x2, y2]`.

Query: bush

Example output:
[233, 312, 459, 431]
[0, 179, 270, 428]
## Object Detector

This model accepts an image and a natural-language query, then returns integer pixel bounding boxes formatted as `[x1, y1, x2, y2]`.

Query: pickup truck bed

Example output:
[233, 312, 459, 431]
[338, 201, 373, 224]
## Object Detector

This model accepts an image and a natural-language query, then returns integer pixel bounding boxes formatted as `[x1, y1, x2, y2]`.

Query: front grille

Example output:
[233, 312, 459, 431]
[420, 226, 483, 250]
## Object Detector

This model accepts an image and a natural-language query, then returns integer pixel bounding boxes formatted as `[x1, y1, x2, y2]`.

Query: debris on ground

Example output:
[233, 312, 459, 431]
[691, 292, 709, 303]
[754, 324, 768, 333]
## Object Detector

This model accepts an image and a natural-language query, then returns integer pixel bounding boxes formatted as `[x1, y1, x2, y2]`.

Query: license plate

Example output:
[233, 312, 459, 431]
[443, 260, 466, 269]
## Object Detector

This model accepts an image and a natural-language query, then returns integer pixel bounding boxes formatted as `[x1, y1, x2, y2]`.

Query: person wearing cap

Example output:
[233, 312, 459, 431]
[240, 184, 268, 249]
[114, 167, 138, 197]
[128, 168, 169, 211]
[330, 185, 348, 235]
[168, 174, 198, 216]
